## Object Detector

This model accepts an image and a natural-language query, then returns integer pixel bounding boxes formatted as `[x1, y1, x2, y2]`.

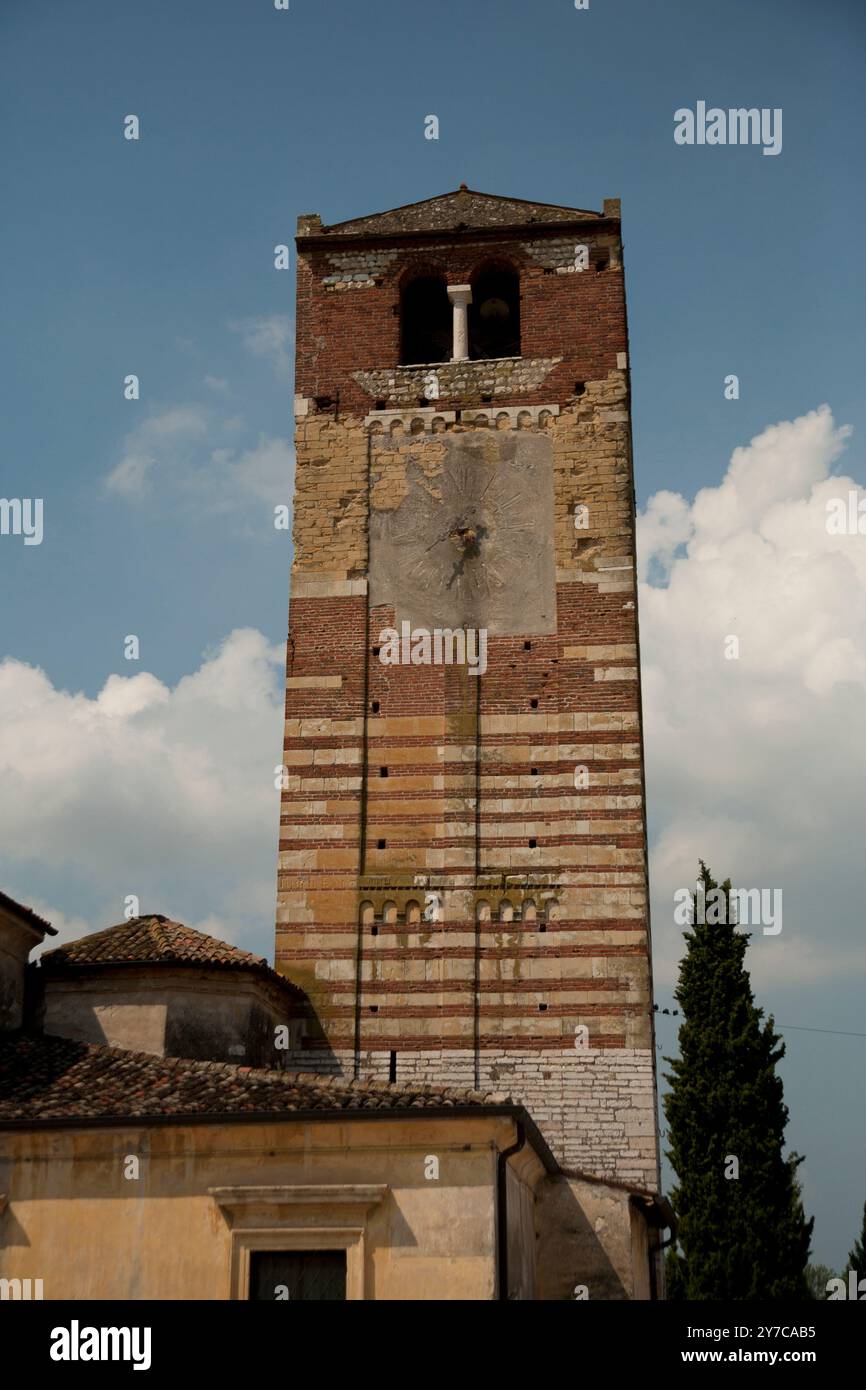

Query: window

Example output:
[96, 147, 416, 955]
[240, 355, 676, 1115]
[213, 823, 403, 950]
[469, 265, 520, 360]
[400, 275, 451, 365]
[249, 1250, 346, 1301]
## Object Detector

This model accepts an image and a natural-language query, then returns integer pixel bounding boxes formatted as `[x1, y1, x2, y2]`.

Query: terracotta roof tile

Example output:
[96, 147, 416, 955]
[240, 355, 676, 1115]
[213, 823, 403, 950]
[0, 1033, 513, 1125]
[39, 916, 299, 997]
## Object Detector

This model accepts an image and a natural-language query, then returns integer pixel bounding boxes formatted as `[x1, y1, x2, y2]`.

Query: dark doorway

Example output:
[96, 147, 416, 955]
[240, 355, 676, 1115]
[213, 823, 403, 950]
[400, 275, 451, 365]
[249, 1249, 347, 1301]
[469, 267, 520, 360]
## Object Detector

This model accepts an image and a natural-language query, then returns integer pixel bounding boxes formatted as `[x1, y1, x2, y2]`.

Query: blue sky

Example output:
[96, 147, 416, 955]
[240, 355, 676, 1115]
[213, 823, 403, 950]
[2, 0, 865, 1270]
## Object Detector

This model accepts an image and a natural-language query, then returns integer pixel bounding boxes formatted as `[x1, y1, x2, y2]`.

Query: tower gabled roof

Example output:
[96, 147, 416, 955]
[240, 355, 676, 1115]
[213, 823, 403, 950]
[304, 185, 605, 239]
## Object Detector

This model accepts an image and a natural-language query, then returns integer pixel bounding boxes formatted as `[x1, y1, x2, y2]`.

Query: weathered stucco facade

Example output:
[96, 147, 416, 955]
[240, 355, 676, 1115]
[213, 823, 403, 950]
[0, 1022, 668, 1302]
[0, 1108, 545, 1301]
[35, 917, 303, 1069]
[0, 892, 55, 1033]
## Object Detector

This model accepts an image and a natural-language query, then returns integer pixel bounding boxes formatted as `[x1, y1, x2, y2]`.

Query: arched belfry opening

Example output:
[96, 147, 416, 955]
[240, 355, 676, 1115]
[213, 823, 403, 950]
[468, 264, 520, 360]
[400, 274, 451, 365]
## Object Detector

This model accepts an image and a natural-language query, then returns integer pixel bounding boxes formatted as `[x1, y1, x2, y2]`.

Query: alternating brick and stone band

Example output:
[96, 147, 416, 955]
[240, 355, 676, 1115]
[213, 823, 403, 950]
[277, 187, 659, 1192]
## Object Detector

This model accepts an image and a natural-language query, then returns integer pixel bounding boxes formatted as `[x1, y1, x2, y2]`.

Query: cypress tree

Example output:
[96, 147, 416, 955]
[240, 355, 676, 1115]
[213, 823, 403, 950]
[845, 1201, 866, 1278]
[804, 1263, 837, 1300]
[663, 862, 813, 1300]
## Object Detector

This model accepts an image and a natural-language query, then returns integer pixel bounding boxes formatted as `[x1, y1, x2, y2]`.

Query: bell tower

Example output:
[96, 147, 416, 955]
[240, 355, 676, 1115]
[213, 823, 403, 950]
[276, 186, 659, 1192]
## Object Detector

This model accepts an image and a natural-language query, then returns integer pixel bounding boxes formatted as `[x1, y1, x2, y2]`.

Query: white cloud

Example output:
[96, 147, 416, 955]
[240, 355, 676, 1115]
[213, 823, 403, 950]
[636, 490, 693, 582]
[0, 630, 284, 960]
[23, 901, 95, 956]
[639, 405, 866, 992]
[104, 406, 209, 498]
[19, 403, 866, 993]
[200, 435, 294, 513]
[230, 314, 294, 380]
[224, 435, 295, 507]
[103, 406, 293, 513]
[203, 375, 230, 394]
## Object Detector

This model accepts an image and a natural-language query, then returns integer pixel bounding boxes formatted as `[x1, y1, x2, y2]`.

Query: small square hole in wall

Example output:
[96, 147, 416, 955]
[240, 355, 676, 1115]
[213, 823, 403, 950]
[370, 1005, 378, 1014]
[374, 398, 387, 410]
[377, 839, 386, 849]
[574, 381, 586, 396]
[530, 698, 539, 709]
[538, 1003, 548, 1012]
[371, 925, 379, 937]
[372, 646, 381, 657]
[531, 768, 539, 777]
[380, 767, 388, 778]
[524, 641, 531, 651]
[371, 701, 380, 713]
[539, 923, 547, 933]
[529, 839, 537, 849]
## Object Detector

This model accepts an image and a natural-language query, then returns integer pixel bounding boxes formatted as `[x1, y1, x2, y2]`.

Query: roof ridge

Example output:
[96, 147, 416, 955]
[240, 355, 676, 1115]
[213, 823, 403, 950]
[149, 916, 171, 957]
[40, 915, 276, 974]
[314, 187, 603, 239]
[327, 184, 597, 220]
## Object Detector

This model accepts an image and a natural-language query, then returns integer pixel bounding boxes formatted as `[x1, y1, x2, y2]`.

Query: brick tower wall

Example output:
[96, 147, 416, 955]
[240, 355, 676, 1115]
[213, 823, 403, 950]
[276, 203, 660, 1190]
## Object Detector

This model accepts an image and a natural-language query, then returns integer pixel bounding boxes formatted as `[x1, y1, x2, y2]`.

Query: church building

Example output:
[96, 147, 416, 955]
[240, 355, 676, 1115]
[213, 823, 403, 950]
[0, 188, 669, 1301]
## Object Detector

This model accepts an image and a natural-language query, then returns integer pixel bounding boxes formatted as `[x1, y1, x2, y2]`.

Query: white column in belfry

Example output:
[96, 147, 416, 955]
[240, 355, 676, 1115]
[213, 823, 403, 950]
[447, 284, 472, 361]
